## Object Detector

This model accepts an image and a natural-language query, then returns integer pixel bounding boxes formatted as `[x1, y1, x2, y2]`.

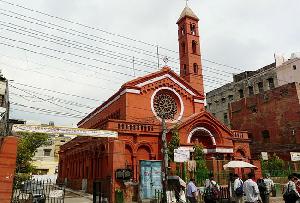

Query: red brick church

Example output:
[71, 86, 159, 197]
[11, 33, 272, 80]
[58, 5, 252, 202]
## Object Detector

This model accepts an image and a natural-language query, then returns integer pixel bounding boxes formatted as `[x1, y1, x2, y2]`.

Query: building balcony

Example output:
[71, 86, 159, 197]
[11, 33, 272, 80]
[107, 119, 162, 135]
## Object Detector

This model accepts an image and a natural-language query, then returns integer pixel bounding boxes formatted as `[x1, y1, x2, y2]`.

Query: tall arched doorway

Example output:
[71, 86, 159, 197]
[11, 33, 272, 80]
[187, 127, 216, 147]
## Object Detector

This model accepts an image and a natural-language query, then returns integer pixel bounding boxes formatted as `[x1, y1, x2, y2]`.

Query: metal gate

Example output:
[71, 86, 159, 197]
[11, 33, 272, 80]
[93, 177, 111, 203]
[140, 160, 163, 200]
[12, 178, 65, 203]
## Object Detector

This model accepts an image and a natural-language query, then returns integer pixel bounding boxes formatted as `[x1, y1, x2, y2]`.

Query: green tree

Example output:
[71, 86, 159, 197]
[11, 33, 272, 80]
[167, 127, 180, 162]
[16, 132, 50, 174]
[261, 153, 285, 177]
[193, 144, 209, 185]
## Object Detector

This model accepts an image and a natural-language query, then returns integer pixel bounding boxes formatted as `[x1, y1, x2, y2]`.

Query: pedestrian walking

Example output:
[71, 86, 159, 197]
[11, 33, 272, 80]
[243, 172, 260, 203]
[283, 175, 300, 203]
[233, 174, 244, 203]
[187, 178, 197, 203]
[260, 173, 274, 203]
[294, 174, 300, 203]
[228, 173, 235, 202]
[204, 174, 220, 203]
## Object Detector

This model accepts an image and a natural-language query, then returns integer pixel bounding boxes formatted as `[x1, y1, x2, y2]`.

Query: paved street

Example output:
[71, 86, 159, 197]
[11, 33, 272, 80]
[270, 196, 285, 203]
[62, 188, 285, 203]
[64, 189, 92, 203]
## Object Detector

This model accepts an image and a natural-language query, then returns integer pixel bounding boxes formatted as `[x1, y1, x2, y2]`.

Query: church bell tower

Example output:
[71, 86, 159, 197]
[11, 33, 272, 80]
[177, 6, 204, 96]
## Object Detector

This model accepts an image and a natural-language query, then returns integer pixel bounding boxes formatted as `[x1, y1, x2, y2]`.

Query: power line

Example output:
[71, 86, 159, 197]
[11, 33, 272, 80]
[0, 19, 158, 68]
[11, 108, 82, 119]
[11, 102, 85, 118]
[0, 1, 245, 72]
[0, 60, 122, 91]
[10, 84, 86, 115]
[10, 91, 97, 110]
[10, 81, 99, 101]
[0, 39, 224, 90]
[0, 8, 242, 79]
[0, 15, 235, 79]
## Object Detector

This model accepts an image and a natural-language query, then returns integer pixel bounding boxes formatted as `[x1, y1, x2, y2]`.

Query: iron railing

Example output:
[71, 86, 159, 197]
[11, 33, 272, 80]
[12, 178, 65, 203]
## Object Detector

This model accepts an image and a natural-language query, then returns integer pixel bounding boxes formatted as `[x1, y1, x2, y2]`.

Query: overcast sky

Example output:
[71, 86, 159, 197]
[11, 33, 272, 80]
[1, 0, 299, 127]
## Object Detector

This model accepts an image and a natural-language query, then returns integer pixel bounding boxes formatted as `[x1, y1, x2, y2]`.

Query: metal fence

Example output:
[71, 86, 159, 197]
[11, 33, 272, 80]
[12, 178, 65, 203]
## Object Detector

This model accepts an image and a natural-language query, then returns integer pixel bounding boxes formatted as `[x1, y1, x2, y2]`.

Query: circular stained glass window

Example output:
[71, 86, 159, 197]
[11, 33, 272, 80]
[153, 94, 178, 119]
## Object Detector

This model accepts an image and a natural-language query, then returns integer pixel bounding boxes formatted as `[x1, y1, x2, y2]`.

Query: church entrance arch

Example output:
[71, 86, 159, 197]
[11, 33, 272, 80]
[187, 127, 216, 147]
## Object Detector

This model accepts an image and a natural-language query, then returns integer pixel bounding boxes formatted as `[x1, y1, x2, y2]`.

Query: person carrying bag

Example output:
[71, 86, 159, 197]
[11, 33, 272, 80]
[283, 175, 300, 203]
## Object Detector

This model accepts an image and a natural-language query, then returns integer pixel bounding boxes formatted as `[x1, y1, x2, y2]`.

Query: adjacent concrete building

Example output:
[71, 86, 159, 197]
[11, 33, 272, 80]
[206, 55, 300, 127]
[206, 54, 300, 161]
[32, 133, 73, 175]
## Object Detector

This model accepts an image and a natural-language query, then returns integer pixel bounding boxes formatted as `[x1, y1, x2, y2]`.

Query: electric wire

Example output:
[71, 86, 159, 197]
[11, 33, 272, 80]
[0, 2, 245, 72]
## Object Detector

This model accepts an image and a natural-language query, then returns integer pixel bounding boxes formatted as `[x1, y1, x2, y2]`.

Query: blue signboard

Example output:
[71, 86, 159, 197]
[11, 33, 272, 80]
[140, 160, 162, 199]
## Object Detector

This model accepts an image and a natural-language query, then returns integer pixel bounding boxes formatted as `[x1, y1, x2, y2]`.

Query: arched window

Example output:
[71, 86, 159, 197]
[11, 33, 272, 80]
[183, 64, 187, 75]
[190, 23, 196, 35]
[181, 42, 185, 54]
[192, 40, 197, 54]
[193, 63, 198, 74]
[261, 130, 270, 142]
[180, 25, 185, 35]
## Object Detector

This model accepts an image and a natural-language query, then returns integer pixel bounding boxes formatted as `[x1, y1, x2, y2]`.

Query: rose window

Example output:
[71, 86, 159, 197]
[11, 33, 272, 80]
[153, 94, 177, 119]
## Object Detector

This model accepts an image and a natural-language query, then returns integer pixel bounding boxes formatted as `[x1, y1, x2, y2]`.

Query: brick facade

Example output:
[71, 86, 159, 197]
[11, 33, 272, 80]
[229, 82, 300, 160]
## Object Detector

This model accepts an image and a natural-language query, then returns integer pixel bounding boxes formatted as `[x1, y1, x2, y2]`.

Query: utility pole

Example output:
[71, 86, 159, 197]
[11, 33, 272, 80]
[161, 116, 168, 202]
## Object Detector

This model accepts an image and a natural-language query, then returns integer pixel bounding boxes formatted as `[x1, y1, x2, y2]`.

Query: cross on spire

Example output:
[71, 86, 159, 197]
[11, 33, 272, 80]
[185, 0, 189, 6]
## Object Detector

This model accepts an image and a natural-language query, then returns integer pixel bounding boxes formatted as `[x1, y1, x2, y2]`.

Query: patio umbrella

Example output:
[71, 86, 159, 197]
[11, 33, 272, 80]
[223, 160, 257, 169]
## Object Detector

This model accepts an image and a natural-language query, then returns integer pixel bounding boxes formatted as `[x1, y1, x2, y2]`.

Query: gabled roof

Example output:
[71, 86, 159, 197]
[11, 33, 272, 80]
[177, 6, 199, 24]
[176, 110, 233, 137]
[123, 66, 204, 97]
[78, 66, 204, 127]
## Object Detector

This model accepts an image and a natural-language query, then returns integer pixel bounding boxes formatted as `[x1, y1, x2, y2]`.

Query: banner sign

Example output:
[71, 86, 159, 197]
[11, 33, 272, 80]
[290, 152, 300, 161]
[261, 152, 268, 160]
[174, 148, 190, 162]
[12, 124, 118, 138]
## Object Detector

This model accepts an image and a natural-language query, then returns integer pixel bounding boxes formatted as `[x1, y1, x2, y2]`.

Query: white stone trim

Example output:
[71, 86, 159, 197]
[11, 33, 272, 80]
[136, 74, 196, 96]
[187, 127, 216, 145]
[203, 148, 234, 153]
[80, 88, 140, 126]
[194, 99, 205, 103]
[120, 88, 141, 95]
[178, 146, 233, 154]
[150, 87, 184, 123]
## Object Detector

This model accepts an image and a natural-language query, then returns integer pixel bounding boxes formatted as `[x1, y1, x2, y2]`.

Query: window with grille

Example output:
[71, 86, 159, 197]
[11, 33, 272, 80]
[44, 149, 51, 156]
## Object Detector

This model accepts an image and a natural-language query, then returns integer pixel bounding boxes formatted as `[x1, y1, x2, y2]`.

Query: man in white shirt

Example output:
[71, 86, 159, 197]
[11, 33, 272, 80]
[243, 172, 260, 203]
[187, 178, 197, 203]
[234, 174, 244, 203]
[262, 173, 274, 203]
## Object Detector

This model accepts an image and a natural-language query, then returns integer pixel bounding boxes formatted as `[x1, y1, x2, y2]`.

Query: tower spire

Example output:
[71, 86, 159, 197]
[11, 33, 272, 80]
[177, 5, 204, 96]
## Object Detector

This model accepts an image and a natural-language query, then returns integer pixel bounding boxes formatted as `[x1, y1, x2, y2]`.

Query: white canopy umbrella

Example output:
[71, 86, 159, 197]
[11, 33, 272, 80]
[223, 160, 257, 169]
